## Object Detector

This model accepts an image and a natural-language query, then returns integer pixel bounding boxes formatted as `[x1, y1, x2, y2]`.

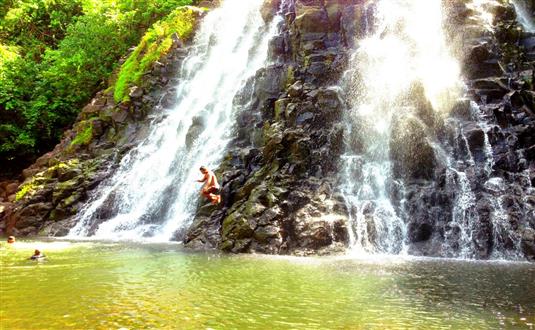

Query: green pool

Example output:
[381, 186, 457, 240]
[1, 240, 534, 329]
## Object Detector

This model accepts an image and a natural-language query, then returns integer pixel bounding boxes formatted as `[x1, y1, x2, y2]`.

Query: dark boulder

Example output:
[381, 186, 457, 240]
[521, 228, 535, 261]
[294, 5, 329, 34]
[390, 116, 436, 181]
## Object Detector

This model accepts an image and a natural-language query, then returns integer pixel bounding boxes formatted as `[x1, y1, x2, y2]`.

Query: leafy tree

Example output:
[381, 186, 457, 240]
[0, 0, 195, 176]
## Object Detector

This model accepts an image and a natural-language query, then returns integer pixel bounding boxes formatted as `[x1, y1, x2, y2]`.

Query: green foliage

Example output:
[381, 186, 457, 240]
[70, 121, 94, 148]
[114, 7, 198, 102]
[0, 0, 83, 55]
[0, 0, 195, 174]
[15, 183, 32, 201]
[15, 177, 43, 201]
[0, 44, 38, 158]
[0, 44, 19, 66]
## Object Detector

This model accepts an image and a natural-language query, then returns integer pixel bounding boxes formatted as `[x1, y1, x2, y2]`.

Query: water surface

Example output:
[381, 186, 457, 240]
[1, 240, 534, 329]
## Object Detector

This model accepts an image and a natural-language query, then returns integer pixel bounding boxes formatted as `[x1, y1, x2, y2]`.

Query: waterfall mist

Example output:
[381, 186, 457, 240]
[511, 0, 535, 33]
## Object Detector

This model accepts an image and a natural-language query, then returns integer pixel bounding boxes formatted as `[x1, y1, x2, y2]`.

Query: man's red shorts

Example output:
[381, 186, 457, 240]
[203, 187, 220, 195]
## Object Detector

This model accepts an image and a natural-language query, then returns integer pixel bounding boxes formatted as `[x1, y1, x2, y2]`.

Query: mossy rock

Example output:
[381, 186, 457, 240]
[219, 239, 234, 252]
[15, 180, 45, 202]
[254, 225, 280, 242]
[244, 202, 267, 218]
[286, 66, 296, 87]
[69, 120, 95, 150]
[57, 192, 82, 209]
[232, 239, 252, 253]
[222, 212, 255, 240]
[113, 7, 204, 103]
[52, 177, 83, 204]
[274, 98, 290, 121]
[197, 203, 218, 217]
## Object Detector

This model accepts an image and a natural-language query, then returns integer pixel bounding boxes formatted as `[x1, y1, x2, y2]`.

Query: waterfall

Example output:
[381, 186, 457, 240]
[69, 0, 282, 241]
[341, 0, 519, 258]
[342, 0, 531, 259]
[341, 0, 462, 254]
[511, 0, 535, 33]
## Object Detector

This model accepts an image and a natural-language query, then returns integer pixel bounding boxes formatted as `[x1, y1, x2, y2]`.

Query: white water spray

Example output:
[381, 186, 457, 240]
[70, 0, 282, 241]
[341, 0, 462, 254]
[342, 0, 532, 259]
[511, 0, 535, 33]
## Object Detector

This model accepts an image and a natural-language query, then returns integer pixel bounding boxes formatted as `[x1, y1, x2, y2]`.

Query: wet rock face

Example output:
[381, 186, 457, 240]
[3, 0, 353, 255]
[400, 0, 535, 260]
[185, 0, 358, 255]
[464, 1, 534, 261]
[521, 228, 535, 261]
[390, 116, 436, 181]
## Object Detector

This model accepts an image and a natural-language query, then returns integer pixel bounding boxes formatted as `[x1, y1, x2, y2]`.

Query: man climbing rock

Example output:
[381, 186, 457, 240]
[196, 166, 221, 205]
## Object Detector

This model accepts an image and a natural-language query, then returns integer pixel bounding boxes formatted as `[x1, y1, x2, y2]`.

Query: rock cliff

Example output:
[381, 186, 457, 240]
[1, 0, 534, 260]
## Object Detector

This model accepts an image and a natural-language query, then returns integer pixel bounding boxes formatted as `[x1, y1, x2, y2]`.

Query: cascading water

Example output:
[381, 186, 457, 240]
[69, 0, 283, 241]
[511, 0, 535, 33]
[342, 0, 532, 260]
[461, 0, 529, 259]
[341, 0, 533, 259]
[341, 0, 463, 255]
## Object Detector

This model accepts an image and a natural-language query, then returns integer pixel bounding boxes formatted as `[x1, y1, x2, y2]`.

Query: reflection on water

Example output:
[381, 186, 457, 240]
[1, 240, 534, 329]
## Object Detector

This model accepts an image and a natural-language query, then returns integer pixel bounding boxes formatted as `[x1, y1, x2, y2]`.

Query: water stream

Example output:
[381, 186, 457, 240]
[69, 0, 282, 241]
[511, 0, 535, 33]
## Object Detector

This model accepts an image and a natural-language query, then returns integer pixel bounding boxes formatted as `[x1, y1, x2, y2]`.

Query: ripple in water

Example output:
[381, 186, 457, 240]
[1, 241, 534, 329]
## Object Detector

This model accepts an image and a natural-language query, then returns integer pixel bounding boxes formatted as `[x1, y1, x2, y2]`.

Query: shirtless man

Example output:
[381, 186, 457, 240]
[197, 166, 221, 205]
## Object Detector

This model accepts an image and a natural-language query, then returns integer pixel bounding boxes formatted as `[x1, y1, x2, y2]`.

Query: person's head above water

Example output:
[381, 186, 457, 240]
[199, 166, 207, 174]
[7, 236, 15, 244]
[33, 249, 41, 256]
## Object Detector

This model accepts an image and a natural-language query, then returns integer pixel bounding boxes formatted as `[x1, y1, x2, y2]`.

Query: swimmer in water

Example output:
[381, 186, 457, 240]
[7, 236, 15, 244]
[30, 249, 46, 260]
